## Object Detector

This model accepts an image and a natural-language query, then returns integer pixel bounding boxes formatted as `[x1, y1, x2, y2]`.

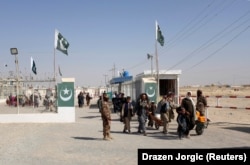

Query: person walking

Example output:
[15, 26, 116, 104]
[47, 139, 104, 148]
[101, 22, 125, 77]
[135, 93, 150, 136]
[159, 95, 169, 134]
[116, 92, 126, 113]
[100, 92, 113, 140]
[180, 91, 196, 135]
[147, 101, 156, 127]
[77, 91, 84, 108]
[196, 89, 207, 116]
[86, 93, 91, 106]
[34, 92, 41, 108]
[97, 95, 102, 113]
[160, 92, 178, 134]
[176, 106, 190, 139]
[168, 92, 178, 121]
[112, 92, 118, 113]
[120, 96, 134, 133]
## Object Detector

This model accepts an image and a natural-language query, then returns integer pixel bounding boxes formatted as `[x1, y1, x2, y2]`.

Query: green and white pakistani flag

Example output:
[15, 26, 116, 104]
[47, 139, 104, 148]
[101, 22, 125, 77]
[156, 21, 164, 46]
[58, 65, 62, 76]
[55, 29, 70, 55]
[30, 57, 37, 75]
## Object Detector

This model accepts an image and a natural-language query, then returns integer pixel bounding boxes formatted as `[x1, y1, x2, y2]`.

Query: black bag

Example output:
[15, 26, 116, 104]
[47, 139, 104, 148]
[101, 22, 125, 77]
[160, 103, 166, 113]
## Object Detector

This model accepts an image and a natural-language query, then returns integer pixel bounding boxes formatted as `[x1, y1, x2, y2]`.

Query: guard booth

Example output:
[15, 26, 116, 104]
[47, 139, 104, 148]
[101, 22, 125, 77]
[110, 70, 181, 104]
[132, 70, 182, 104]
[109, 71, 133, 95]
[112, 77, 157, 103]
[134, 77, 157, 103]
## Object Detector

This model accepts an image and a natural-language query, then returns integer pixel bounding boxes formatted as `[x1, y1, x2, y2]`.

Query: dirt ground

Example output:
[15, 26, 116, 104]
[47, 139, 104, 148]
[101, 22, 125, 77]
[179, 86, 250, 124]
[0, 87, 249, 165]
[180, 85, 250, 97]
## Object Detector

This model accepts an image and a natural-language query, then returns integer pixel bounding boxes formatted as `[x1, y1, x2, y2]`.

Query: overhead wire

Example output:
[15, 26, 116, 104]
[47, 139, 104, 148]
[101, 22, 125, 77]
[184, 25, 250, 72]
[159, 0, 238, 56]
[113, 0, 244, 76]
[165, 9, 250, 71]
[123, 0, 219, 74]
[160, 0, 218, 54]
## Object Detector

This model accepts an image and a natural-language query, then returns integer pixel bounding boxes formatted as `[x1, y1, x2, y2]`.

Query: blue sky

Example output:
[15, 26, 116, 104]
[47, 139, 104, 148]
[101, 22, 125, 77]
[1, 0, 250, 87]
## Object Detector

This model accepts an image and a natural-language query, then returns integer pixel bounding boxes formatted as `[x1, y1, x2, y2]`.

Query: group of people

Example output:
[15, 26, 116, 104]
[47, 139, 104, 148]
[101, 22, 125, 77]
[98, 89, 207, 140]
[77, 92, 92, 107]
[111, 92, 126, 113]
[98, 92, 135, 140]
[120, 93, 157, 136]
[176, 89, 207, 139]
[7, 93, 42, 108]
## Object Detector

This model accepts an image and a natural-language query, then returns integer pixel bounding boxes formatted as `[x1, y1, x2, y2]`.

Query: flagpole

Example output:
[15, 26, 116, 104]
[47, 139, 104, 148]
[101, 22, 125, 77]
[54, 47, 56, 82]
[155, 20, 160, 101]
[155, 39, 159, 101]
[54, 29, 57, 86]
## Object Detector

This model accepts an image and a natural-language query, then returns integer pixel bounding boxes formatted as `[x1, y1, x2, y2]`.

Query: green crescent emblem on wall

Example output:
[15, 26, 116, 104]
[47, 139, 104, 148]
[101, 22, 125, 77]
[146, 86, 155, 98]
[57, 82, 74, 107]
[145, 83, 156, 102]
[60, 87, 73, 101]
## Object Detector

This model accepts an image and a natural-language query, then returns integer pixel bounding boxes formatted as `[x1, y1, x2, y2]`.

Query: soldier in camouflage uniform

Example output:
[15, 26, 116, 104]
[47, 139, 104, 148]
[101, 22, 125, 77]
[101, 93, 113, 140]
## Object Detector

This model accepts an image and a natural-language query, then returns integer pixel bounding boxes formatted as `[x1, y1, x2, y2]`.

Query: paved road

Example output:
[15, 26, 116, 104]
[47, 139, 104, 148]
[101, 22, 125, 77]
[0, 101, 249, 165]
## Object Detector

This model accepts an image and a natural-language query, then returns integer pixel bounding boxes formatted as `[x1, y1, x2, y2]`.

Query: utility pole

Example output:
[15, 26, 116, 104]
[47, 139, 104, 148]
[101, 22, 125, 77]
[103, 74, 108, 92]
[10, 48, 20, 114]
[109, 63, 117, 78]
[103, 74, 108, 86]
[147, 54, 153, 77]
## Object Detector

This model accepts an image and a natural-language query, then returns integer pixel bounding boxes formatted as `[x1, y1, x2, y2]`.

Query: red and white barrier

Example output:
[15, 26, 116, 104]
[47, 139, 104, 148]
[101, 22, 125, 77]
[179, 95, 250, 110]
[207, 96, 250, 98]
[180, 95, 250, 98]
[207, 105, 250, 110]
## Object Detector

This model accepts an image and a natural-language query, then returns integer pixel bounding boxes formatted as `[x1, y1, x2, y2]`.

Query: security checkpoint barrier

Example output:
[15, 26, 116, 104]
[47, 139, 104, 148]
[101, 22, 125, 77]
[180, 95, 250, 110]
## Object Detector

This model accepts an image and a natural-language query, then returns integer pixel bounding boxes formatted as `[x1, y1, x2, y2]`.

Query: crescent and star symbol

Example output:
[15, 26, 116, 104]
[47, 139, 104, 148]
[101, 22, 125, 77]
[146, 86, 155, 98]
[60, 87, 73, 102]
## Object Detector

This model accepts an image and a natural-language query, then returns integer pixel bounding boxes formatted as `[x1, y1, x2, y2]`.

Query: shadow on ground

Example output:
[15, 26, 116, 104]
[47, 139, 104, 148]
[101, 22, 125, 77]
[72, 136, 101, 140]
[89, 104, 98, 109]
[211, 122, 250, 134]
[223, 126, 250, 134]
[80, 115, 101, 119]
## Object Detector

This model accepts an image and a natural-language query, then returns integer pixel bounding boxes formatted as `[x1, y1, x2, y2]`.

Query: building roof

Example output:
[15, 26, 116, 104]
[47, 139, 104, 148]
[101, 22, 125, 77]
[136, 70, 182, 77]
[109, 76, 133, 84]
